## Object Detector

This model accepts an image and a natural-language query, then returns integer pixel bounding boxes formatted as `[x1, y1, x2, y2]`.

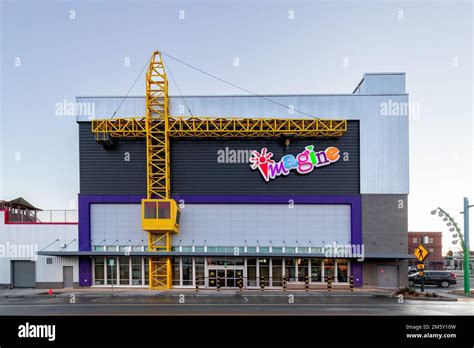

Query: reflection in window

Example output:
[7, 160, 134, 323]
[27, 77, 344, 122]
[324, 258, 334, 281]
[144, 201, 157, 219]
[272, 259, 283, 286]
[106, 257, 117, 285]
[297, 258, 309, 282]
[158, 202, 170, 219]
[94, 257, 105, 285]
[285, 259, 296, 282]
[119, 257, 130, 285]
[336, 259, 348, 282]
[247, 258, 257, 286]
[172, 257, 180, 286]
[182, 257, 193, 285]
[311, 259, 322, 282]
[131, 257, 142, 285]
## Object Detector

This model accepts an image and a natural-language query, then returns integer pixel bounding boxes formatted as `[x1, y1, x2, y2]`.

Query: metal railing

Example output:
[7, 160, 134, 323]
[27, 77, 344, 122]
[6, 209, 78, 223]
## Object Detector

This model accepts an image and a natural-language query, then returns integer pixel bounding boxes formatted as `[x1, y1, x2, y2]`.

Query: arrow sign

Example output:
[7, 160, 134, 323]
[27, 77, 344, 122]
[414, 244, 429, 262]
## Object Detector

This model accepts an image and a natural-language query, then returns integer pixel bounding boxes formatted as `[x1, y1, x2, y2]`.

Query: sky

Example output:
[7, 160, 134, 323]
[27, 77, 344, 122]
[0, 0, 472, 252]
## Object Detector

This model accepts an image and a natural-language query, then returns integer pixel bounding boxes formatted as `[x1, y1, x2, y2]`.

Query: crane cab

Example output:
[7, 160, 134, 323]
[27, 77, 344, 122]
[141, 199, 180, 233]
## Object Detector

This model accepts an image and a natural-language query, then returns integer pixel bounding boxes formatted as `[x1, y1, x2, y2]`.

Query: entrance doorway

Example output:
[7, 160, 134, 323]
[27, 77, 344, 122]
[208, 268, 244, 288]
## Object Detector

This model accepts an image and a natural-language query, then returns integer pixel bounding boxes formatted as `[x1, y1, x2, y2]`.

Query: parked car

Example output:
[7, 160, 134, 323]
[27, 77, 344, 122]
[408, 266, 418, 275]
[408, 271, 457, 288]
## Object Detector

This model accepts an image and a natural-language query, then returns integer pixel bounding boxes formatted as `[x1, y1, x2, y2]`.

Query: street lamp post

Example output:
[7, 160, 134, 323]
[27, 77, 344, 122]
[462, 197, 472, 295]
[432, 197, 472, 295]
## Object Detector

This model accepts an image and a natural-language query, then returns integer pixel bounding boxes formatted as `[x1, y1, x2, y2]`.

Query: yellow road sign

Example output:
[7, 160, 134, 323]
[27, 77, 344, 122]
[414, 244, 429, 262]
[417, 263, 425, 270]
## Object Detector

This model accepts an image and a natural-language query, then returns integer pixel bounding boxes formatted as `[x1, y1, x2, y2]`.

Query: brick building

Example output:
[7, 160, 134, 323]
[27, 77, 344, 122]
[408, 232, 443, 270]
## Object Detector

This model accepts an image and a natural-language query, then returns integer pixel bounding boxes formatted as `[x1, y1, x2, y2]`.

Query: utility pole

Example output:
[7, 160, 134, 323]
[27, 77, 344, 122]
[463, 197, 472, 295]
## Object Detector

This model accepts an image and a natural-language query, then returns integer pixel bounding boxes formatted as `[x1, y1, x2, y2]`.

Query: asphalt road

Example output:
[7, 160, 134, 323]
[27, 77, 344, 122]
[0, 296, 472, 315]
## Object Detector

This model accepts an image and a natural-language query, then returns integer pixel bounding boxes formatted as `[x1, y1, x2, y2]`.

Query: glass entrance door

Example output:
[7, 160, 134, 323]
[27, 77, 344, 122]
[208, 268, 244, 288]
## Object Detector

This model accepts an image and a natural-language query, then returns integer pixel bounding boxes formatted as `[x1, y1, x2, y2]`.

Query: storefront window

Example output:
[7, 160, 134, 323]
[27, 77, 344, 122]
[106, 257, 117, 285]
[324, 259, 335, 281]
[271, 259, 283, 286]
[259, 258, 270, 286]
[172, 257, 180, 286]
[297, 258, 309, 282]
[247, 258, 257, 286]
[285, 259, 296, 282]
[310, 259, 322, 282]
[94, 257, 105, 285]
[195, 258, 205, 286]
[144, 257, 149, 286]
[182, 257, 193, 285]
[131, 257, 142, 285]
[119, 257, 130, 285]
[336, 259, 349, 282]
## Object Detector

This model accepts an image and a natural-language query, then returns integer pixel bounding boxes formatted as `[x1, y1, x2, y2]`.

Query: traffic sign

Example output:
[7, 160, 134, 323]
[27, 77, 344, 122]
[417, 263, 425, 270]
[414, 244, 429, 262]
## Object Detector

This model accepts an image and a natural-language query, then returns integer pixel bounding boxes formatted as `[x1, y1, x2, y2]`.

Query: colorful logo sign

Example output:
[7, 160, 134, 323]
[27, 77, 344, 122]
[249, 145, 341, 182]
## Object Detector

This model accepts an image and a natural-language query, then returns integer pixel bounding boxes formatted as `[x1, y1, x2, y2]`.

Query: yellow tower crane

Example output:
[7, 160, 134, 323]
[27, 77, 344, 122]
[92, 50, 347, 289]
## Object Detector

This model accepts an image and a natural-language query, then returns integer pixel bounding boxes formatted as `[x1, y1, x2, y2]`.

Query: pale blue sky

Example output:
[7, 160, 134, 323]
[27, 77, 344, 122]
[1, 0, 472, 250]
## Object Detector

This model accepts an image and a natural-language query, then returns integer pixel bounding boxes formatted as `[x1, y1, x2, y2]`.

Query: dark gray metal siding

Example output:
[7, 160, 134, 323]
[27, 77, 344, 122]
[79, 121, 359, 195]
[79, 123, 147, 194]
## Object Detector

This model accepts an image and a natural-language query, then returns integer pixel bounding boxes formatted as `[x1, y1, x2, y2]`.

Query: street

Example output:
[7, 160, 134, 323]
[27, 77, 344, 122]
[0, 295, 472, 316]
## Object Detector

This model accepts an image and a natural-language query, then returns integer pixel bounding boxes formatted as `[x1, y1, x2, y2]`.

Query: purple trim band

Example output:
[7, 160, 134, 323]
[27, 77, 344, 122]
[78, 194, 363, 287]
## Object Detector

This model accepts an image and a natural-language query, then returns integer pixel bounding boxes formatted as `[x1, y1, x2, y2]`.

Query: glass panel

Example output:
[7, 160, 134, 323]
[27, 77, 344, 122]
[94, 257, 105, 285]
[106, 257, 117, 285]
[247, 258, 257, 286]
[158, 202, 170, 219]
[286, 247, 296, 253]
[144, 257, 149, 286]
[172, 257, 180, 286]
[310, 259, 322, 282]
[324, 259, 335, 281]
[106, 245, 118, 252]
[259, 247, 270, 253]
[181, 246, 193, 252]
[298, 247, 309, 253]
[194, 246, 205, 252]
[176, 209, 181, 225]
[144, 201, 157, 219]
[271, 259, 283, 286]
[226, 269, 235, 287]
[182, 257, 193, 285]
[259, 258, 270, 286]
[195, 258, 205, 286]
[131, 257, 142, 285]
[208, 269, 217, 287]
[336, 259, 348, 282]
[284, 259, 296, 282]
[297, 258, 309, 282]
[132, 245, 143, 252]
[272, 247, 282, 253]
[119, 257, 130, 285]
[93, 245, 105, 252]
[246, 247, 257, 253]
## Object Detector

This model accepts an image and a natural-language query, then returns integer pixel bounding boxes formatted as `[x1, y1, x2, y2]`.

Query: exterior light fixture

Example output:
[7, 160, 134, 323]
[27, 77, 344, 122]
[438, 211, 444, 217]
[431, 210, 437, 215]
[447, 222, 452, 226]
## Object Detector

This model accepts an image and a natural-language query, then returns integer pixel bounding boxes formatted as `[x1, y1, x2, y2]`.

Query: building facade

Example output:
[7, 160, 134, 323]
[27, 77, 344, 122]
[408, 232, 443, 270]
[39, 73, 411, 289]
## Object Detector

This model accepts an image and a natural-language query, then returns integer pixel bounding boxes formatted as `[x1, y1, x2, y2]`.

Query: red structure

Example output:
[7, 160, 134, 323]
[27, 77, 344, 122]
[408, 232, 443, 270]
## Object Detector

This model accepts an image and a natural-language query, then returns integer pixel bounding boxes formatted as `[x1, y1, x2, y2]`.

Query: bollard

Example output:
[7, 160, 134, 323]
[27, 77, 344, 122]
[260, 275, 265, 291]
[283, 276, 287, 291]
[327, 275, 332, 292]
[349, 275, 354, 291]
[217, 276, 221, 291]
[195, 276, 199, 292]
[305, 275, 309, 291]
[239, 275, 243, 291]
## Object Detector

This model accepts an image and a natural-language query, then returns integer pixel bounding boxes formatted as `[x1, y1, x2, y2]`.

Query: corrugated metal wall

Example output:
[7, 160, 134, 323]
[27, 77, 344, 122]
[76, 74, 409, 194]
[89, 203, 351, 248]
[79, 121, 360, 195]
[0, 212, 79, 285]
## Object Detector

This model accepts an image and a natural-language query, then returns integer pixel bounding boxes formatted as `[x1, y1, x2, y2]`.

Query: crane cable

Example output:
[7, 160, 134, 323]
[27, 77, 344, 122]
[160, 50, 320, 120]
[110, 55, 152, 119]
[163, 58, 194, 117]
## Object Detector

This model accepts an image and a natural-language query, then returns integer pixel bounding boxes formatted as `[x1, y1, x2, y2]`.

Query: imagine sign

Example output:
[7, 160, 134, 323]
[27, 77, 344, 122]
[249, 145, 341, 182]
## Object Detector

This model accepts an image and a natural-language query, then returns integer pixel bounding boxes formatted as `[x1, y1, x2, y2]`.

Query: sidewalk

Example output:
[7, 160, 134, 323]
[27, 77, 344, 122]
[0, 287, 395, 299]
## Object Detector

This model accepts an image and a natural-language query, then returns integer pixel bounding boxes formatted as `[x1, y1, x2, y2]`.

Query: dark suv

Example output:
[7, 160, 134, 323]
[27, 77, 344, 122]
[408, 271, 457, 288]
